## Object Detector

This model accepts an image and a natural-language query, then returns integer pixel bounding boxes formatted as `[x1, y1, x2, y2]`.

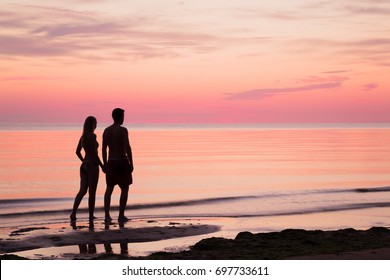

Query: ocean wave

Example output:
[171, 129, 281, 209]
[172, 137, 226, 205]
[124, 201, 390, 219]
[0, 197, 70, 205]
[2, 185, 389, 207]
[1, 186, 389, 219]
[1, 200, 390, 220]
[354, 186, 390, 193]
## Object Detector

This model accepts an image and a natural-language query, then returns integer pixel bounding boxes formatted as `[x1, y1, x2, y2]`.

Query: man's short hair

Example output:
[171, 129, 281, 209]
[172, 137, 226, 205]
[112, 108, 125, 122]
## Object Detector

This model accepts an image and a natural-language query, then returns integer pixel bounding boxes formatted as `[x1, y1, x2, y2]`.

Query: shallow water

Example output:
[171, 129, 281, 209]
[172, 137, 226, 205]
[1, 124, 390, 235]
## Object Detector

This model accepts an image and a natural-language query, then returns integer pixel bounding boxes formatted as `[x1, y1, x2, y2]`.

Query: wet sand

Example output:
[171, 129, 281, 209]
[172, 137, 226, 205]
[1, 217, 390, 260]
[0, 218, 220, 259]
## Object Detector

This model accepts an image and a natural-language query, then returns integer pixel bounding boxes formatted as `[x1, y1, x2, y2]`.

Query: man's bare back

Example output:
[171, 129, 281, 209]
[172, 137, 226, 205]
[102, 124, 131, 162]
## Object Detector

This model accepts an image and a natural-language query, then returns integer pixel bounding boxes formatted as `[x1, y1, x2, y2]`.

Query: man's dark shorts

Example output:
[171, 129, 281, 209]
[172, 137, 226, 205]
[106, 158, 133, 187]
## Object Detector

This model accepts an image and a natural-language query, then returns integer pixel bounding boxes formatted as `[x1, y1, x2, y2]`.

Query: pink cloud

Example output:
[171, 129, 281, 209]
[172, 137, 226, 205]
[225, 82, 342, 100]
[0, 35, 71, 56]
[322, 70, 350, 74]
[298, 75, 349, 84]
[32, 22, 124, 37]
[0, 76, 63, 82]
[362, 83, 378, 91]
[0, 3, 224, 61]
[345, 6, 390, 16]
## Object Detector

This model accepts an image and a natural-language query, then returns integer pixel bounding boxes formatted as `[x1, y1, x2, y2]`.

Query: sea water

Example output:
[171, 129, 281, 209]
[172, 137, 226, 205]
[1, 123, 390, 233]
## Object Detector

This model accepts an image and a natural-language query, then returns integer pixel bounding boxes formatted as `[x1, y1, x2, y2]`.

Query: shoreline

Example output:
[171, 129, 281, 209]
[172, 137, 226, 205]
[1, 217, 390, 260]
[0, 218, 220, 259]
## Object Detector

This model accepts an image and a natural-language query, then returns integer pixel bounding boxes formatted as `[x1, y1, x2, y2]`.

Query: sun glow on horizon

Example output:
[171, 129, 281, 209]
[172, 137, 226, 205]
[1, 0, 390, 123]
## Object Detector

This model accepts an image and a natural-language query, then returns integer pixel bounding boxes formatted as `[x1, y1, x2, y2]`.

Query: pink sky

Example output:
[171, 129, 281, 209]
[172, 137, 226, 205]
[1, 0, 390, 123]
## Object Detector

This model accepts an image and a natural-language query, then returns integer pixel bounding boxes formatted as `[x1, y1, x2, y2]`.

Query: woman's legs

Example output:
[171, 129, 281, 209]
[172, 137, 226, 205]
[88, 166, 99, 220]
[70, 173, 88, 220]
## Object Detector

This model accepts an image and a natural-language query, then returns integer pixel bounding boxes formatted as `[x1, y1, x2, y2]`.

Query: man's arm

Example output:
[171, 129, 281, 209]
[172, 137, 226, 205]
[124, 128, 134, 172]
[102, 130, 108, 166]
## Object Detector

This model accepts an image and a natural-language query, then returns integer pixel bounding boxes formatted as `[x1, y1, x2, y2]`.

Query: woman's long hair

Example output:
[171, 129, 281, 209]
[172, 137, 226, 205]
[81, 116, 97, 148]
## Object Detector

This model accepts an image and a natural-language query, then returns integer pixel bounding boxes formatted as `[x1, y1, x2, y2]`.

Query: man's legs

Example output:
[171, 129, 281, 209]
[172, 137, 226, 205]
[104, 185, 114, 222]
[118, 184, 129, 222]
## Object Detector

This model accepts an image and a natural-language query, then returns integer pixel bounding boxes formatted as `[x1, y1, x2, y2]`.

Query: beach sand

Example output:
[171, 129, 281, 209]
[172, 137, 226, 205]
[0, 218, 220, 259]
[1, 218, 390, 260]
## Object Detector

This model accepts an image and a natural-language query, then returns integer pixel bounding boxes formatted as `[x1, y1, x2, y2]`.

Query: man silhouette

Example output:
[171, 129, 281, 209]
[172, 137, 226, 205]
[102, 108, 134, 223]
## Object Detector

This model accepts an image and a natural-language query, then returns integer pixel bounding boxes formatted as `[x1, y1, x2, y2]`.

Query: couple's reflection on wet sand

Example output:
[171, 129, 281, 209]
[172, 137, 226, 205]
[77, 242, 128, 255]
[104, 242, 129, 255]
[103, 220, 129, 255]
[79, 244, 97, 254]
[70, 219, 129, 256]
[70, 219, 95, 230]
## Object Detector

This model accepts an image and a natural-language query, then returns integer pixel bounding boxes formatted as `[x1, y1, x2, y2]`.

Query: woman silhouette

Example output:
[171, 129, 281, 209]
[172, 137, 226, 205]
[70, 116, 105, 221]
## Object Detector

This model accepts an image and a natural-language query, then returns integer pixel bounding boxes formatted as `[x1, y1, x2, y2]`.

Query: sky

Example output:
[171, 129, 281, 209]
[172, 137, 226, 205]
[1, 0, 390, 123]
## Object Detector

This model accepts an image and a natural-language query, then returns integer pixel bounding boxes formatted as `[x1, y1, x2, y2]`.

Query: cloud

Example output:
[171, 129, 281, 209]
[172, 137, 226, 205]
[71, 0, 110, 2]
[298, 75, 349, 84]
[0, 76, 63, 82]
[225, 82, 342, 100]
[345, 6, 390, 16]
[293, 37, 390, 50]
[302, 1, 390, 17]
[286, 37, 390, 67]
[0, 35, 71, 56]
[322, 70, 350, 74]
[32, 22, 124, 37]
[352, 39, 390, 48]
[0, 3, 224, 61]
[362, 83, 378, 91]
[234, 6, 319, 21]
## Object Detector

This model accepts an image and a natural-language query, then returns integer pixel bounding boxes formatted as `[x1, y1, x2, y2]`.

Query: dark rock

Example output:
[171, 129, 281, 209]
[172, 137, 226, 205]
[0, 254, 29, 260]
[192, 237, 234, 251]
[235, 231, 254, 240]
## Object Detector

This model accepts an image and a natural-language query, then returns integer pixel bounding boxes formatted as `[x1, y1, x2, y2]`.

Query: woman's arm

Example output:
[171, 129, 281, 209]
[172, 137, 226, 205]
[76, 138, 84, 162]
[90, 134, 105, 171]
